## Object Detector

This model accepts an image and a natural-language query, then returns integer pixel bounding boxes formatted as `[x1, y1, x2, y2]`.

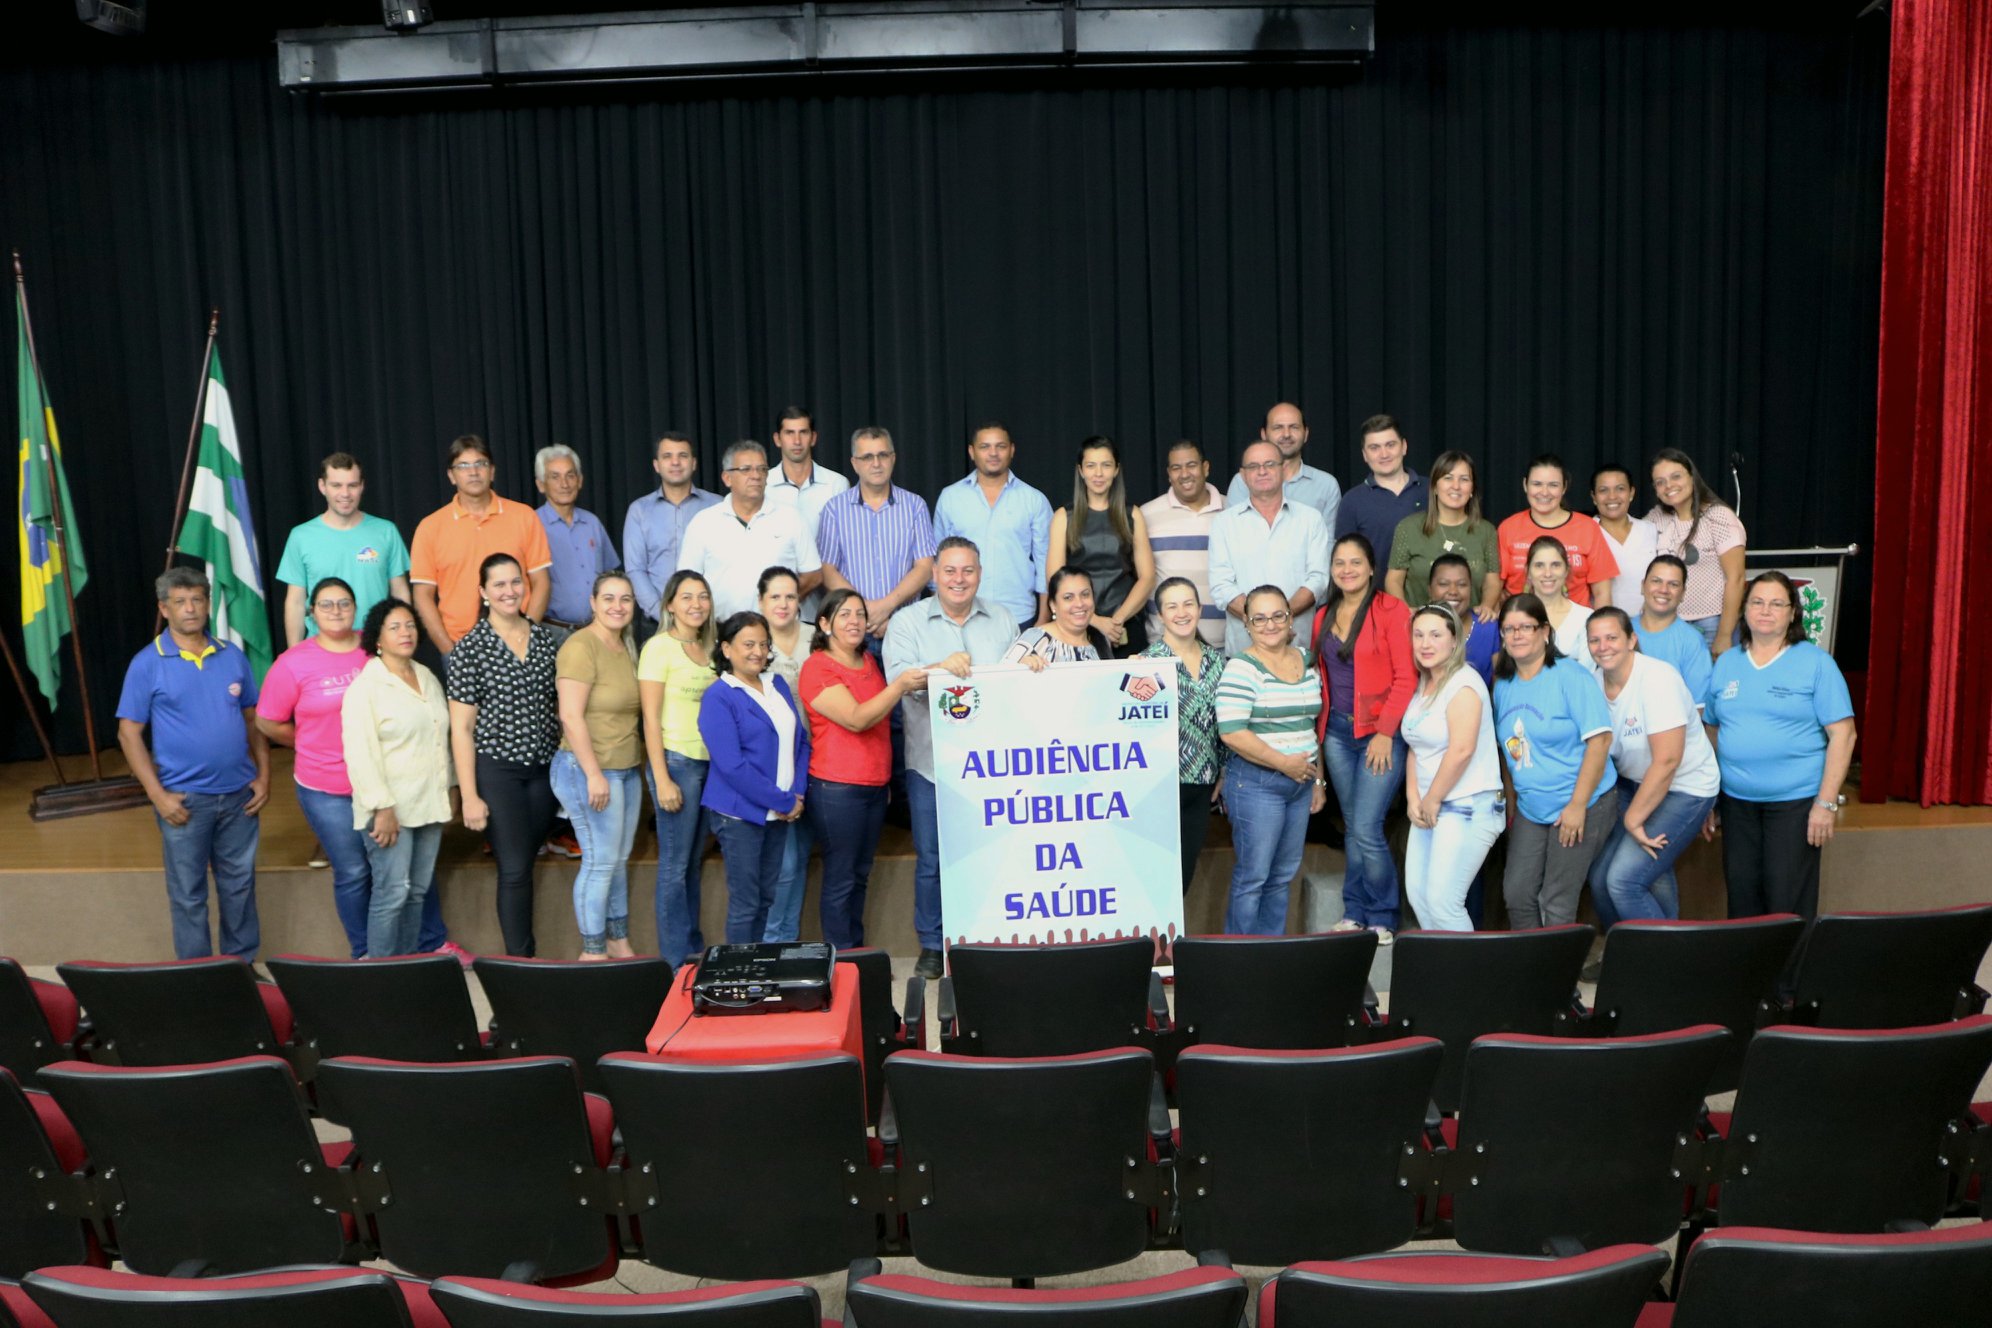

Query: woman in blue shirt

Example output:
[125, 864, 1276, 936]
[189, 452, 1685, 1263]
[1704, 571, 1856, 920]
[1491, 593, 1615, 929]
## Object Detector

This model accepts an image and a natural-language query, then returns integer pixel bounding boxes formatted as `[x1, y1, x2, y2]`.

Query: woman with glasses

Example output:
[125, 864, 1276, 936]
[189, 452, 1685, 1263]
[1310, 534, 1415, 944]
[1141, 577, 1228, 892]
[1215, 585, 1326, 935]
[1401, 602, 1502, 931]
[1704, 572, 1855, 920]
[1647, 449, 1746, 654]
[1005, 566, 1110, 667]
[1047, 435, 1157, 657]
[1491, 593, 1615, 929]
[256, 577, 373, 958]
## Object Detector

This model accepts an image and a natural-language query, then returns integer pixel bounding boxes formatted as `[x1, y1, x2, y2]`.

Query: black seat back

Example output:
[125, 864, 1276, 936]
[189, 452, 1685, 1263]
[945, 940, 1155, 1057]
[267, 955, 484, 1071]
[1670, 1223, 1992, 1328]
[847, 1266, 1248, 1328]
[431, 1276, 825, 1328]
[36, 1056, 351, 1273]
[54, 959, 285, 1066]
[316, 1055, 617, 1282]
[1788, 904, 1992, 1028]
[837, 947, 903, 1123]
[0, 958, 74, 1086]
[1718, 1016, 1992, 1231]
[597, 1052, 878, 1279]
[1451, 1026, 1729, 1253]
[475, 957, 672, 1096]
[23, 1266, 413, 1328]
[1269, 1246, 1668, 1328]
[1587, 916, 1803, 1094]
[0, 1068, 92, 1277]
[1172, 933, 1376, 1049]
[1174, 1039, 1441, 1263]
[1382, 926, 1593, 1112]
[886, 1048, 1156, 1279]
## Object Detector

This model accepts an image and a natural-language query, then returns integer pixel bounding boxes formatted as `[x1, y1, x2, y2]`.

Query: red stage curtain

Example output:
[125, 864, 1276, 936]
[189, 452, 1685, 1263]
[1864, 0, 1992, 806]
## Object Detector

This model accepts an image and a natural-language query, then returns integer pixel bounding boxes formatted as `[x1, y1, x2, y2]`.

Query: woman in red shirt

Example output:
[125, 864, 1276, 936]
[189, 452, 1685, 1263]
[1495, 453, 1619, 607]
[1311, 534, 1418, 942]
[800, 589, 926, 948]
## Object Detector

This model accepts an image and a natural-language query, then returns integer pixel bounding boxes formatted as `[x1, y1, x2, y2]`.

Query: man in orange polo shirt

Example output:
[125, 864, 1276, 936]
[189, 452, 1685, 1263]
[410, 435, 553, 662]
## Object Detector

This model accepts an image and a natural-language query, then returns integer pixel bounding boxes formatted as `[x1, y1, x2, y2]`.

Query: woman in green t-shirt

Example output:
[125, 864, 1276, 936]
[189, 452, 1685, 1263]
[1385, 449, 1501, 620]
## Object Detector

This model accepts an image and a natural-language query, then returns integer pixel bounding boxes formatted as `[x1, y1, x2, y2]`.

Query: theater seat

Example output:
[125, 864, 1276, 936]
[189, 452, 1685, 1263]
[933, 939, 1172, 1059]
[54, 958, 291, 1066]
[474, 956, 673, 1097]
[1171, 933, 1377, 1051]
[1785, 902, 1992, 1028]
[431, 1276, 832, 1328]
[0, 1278, 55, 1328]
[835, 947, 912, 1124]
[267, 954, 486, 1085]
[0, 958, 82, 1086]
[1262, 1245, 1668, 1328]
[846, 1260, 1247, 1328]
[1640, 1223, 1992, 1326]
[0, 1068, 98, 1278]
[21, 1265, 442, 1328]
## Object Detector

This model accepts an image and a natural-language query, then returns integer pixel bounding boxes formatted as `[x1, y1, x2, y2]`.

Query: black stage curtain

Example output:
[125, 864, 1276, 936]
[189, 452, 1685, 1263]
[1, 2, 1886, 762]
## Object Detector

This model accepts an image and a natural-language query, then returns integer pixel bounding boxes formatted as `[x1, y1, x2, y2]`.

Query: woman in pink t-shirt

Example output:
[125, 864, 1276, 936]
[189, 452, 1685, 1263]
[255, 576, 372, 957]
[799, 589, 925, 949]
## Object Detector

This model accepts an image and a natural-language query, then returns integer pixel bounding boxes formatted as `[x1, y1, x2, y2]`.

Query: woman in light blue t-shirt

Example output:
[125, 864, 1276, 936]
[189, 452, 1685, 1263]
[1705, 572, 1856, 921]
[1491, 593, 1615, 930]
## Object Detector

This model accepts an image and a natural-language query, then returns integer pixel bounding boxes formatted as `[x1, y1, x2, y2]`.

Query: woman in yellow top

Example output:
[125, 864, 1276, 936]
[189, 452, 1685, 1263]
[552, 572, 642, 960]
[341, 598, 455, 959]
[637, 569, 718, 966]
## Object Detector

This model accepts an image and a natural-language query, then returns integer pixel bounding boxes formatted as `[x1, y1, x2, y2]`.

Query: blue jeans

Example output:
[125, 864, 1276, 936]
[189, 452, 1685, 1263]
[552, 752, 641, 953]
[1321, 710, 1406, 930]
[808, 779, 887, 948]
[1222, 755, 1312, 935]
[157, 785, 262, 959]
[650, 751, 710, 966]
[1405, 791, 1504, 932]
[712, 811, 791, 943]
[907, 771, 944, 949]
[294, 782, 373, 958]
[362, 820, 443, 958]
[1589, 777, 1718, 929]
[762, 812, 816, 943]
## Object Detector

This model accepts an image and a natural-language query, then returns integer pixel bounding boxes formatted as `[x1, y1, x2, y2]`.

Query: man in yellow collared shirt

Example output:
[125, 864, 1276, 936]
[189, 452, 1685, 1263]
[409, 434, 553, 660]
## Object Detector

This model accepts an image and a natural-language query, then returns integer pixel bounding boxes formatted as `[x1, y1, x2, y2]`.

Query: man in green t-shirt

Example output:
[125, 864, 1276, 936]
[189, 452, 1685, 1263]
[275, 452, 412, 646]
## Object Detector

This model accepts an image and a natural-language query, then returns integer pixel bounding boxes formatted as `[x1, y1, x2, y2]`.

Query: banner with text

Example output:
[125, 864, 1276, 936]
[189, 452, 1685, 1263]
[931, 659, 1183, 950]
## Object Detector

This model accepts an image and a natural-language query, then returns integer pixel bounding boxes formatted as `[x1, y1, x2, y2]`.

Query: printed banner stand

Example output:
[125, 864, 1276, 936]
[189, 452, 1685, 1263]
[930, 659, 1183, 956]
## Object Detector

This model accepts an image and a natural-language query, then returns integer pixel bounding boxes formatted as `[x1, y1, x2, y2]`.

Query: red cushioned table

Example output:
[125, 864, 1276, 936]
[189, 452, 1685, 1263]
[644, 963, 866, 1095]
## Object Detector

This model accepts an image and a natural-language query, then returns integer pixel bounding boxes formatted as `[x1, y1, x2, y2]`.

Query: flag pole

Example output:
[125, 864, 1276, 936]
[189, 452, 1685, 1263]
[163, 308, 219, 578]
[0, 623, 66, 789]
[14, 251, 104, 783]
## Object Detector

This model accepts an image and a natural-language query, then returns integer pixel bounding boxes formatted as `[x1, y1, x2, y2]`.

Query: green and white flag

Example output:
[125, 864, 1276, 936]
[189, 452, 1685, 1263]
[175, 344, 273, 678]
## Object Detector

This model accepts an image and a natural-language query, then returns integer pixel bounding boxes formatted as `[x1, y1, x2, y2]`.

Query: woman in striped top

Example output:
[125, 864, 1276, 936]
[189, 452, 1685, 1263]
[1215, 584, 1326, 935]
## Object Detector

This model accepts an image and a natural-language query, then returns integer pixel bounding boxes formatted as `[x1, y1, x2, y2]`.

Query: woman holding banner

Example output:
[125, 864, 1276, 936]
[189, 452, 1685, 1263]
[1140, 577, 1227, 892]
[1215, 584, 1326, 935]
[1006, 566, 1110, 668]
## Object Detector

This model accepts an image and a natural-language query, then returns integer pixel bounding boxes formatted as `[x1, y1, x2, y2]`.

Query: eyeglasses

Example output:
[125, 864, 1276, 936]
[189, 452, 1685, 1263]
[1501, 623, 1544, 637]
[450, 460, 492, 472]
[1240, 460, 1281, 474]
[312, 598, 355, 612]
[726, 464, 770, 476]
[1746, 598, 1792, 611]
[852, 451, 895, 464]
[1248, 611, 1292, 627]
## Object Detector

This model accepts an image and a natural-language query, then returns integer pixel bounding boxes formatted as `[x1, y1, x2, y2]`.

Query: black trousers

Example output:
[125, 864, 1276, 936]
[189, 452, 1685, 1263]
[477, 753, 559, 956]
[1179, 782, 1216, 893]
[1721, 794, 1821, 920]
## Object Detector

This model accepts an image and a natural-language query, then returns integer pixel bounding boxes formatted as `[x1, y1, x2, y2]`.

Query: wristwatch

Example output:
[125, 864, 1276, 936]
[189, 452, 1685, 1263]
[1314, 778, 1327, 788]
[1815, 798, 1839, 811]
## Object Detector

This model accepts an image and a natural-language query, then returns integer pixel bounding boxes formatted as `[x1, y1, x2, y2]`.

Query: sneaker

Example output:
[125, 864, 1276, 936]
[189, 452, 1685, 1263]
[306, 841, 329, 869]
[545, 834, 582, 859]
[1371, 926, 1395, 947]
[914, 949, 944, 979]
[435, 940, 476, 968]
[1329, 918, 1364, 933]
[1580, 959, 1604, 984]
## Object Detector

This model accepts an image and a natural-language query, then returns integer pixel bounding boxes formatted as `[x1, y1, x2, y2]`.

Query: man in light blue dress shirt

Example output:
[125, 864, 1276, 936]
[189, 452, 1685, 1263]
[931, 422, 1053, 631]
[623, 432, 720, 623]
[1224, 401, 1342, 531]
[1209, 441, 1333, 654]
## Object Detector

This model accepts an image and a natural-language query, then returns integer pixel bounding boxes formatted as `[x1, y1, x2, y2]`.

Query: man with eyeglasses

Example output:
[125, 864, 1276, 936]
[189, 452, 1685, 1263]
[1209, 440, 1332, 653]
[817, 427, 936, 643]
[1224, 402, 1342, 532]
[1139, 439, 1227, 647]
[410, 434, 553, 661]
[679, 439, 824, 620]
[275, 452, 411, 649]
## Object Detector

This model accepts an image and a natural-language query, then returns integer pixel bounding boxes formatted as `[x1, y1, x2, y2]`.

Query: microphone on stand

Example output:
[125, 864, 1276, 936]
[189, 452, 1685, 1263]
[1729, 451, 1745, 514]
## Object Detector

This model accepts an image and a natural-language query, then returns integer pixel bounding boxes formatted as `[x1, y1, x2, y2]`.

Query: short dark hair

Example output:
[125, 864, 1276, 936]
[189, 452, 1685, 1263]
[936, 535, 980, 560]
[1745, 571, 1809, 647]
[713, 611, 772, 675]
[971, 420, 1009, 441]
[307, 576, 356, 611]
[361, 597, 416, 657]
[1492, 593, 1561, 680]
[1588, 606, 1636, 640]
[654, 431, 693, 457]
[1645, 554, 1689, 582]
[1427, 553, 1474, 589]
[773, 405, 814, 434]
[757, 565, 800, 600]
[154, 566, 209, 602]
[1357, 413, 1402, 440]
[1166, 439, 1204, 461]
[1590, 462, 1634, 491]
[319, 452, 361, 479]
[448, 434, 488, 464]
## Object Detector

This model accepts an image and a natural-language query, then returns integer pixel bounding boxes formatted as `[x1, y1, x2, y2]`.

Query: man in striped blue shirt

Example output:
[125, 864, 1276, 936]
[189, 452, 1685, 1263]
[817, 426, 938, 642]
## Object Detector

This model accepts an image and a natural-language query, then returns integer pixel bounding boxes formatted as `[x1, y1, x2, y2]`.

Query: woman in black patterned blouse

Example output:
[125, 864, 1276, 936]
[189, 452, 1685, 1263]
[447, 553, 563, 956]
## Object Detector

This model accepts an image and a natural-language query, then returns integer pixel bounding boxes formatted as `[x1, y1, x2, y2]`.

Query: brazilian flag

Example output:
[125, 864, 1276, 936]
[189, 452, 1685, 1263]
[17, 285, 87, 708]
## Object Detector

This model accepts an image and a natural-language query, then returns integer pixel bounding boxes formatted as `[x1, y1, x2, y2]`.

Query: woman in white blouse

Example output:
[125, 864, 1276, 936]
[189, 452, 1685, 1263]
[1526, 536, 1596, 674]
[343, 598, 455, 959]
[1400, 603, 1503, 932]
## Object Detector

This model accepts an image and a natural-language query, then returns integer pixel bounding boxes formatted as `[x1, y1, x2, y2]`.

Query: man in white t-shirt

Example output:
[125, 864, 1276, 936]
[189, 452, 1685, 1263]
[1591, 464, 1659, 617]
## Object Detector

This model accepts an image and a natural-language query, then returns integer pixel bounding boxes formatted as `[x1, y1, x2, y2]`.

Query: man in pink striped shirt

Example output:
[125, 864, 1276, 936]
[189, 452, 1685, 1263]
[1139, 440, 1227, 648]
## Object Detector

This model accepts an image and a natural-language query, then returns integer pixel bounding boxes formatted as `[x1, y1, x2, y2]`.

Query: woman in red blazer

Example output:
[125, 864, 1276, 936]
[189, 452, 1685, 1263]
[1311, 534, 1417, 941]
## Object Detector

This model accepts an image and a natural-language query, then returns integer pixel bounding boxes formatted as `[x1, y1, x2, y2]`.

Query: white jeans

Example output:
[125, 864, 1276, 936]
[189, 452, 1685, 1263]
[1405, 790, 1505, 932]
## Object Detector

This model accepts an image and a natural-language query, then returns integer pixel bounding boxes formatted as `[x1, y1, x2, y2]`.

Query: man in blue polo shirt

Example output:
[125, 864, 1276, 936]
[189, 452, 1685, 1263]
[117, 568, 272, 959]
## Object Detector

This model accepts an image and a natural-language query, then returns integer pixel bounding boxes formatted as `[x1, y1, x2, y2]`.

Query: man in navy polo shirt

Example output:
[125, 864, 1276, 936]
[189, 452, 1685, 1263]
[117, 568, 272, 959]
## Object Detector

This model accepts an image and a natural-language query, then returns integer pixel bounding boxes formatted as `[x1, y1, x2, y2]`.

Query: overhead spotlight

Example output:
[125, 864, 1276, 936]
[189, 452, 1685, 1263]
[383, 2, 434, 31]
[74, 0, 147, 36]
